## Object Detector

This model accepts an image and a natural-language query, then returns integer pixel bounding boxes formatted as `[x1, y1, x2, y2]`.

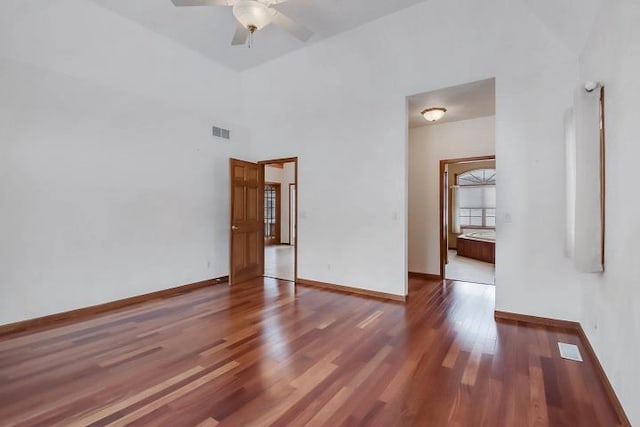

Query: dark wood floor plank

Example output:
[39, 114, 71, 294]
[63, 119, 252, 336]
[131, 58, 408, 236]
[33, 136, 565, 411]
[0, 278, 625, 426]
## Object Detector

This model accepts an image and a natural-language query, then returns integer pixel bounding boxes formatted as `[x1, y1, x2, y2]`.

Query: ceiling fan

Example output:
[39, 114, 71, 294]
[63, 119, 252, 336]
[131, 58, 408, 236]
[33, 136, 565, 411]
[171, 0, 314, 47]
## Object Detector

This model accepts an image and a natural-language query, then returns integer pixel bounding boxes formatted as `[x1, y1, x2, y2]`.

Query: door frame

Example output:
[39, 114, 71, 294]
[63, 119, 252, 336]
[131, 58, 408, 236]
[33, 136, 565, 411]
[259, 157, 298, 282]
[289, 183, 296, 246]
[439, 155, 495, 279]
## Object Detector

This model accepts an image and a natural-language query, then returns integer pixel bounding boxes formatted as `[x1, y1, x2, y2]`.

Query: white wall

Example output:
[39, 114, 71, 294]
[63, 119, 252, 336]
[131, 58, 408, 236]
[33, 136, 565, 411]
[241, 0, 582, 311]
[282, 163, 295, 244]
[0, 0, 248, 324]
[578, 0, 640, 423]
[408, 117, 495, 274]
[265, 163, 295, 244]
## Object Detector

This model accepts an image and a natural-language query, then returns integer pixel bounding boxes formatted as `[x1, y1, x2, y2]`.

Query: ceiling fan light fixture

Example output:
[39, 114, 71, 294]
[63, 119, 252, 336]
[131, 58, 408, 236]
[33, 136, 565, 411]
[421, 107, 447, 122]
[233, 0, 274, 31]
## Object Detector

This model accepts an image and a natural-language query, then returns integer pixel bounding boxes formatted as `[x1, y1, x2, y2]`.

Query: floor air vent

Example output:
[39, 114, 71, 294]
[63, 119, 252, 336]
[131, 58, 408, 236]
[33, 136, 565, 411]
[558, 342, 583, 362]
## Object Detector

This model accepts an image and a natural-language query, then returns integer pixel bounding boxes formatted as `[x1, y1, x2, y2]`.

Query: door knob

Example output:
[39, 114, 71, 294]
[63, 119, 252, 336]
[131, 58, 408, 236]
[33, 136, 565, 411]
[232, 225, 239, 231]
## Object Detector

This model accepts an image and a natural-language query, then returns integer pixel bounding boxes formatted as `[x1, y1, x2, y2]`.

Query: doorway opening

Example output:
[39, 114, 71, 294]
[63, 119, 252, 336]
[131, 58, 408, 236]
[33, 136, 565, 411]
[440, 157, 496, 285]
[406, 77, 496, 288]
[261, 158, 297, 282]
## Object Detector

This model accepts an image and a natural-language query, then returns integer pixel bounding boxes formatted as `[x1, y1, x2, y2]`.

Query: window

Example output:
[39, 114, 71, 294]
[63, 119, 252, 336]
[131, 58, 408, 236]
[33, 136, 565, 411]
[455, 169, 496, 229]
[458, 208, 496, 227]
[457, 168, 496, 186]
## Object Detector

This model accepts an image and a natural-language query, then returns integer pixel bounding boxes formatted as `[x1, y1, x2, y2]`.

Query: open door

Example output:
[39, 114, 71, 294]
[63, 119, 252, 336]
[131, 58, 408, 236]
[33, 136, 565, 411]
[440, 167, 449, 278]
[229, 158, 264, 285]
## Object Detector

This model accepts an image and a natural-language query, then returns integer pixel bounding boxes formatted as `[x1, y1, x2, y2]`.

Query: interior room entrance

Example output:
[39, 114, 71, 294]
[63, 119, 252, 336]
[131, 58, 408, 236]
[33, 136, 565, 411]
[407, 78, 496, 287]
[441, 157, 496, 285]
[262, 159, 297, 281]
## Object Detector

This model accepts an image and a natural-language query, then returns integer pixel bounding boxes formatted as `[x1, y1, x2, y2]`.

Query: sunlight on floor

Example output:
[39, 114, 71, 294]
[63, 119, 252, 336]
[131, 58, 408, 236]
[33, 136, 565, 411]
[446, 249, 495, 285]
[264, 244, 295, 281]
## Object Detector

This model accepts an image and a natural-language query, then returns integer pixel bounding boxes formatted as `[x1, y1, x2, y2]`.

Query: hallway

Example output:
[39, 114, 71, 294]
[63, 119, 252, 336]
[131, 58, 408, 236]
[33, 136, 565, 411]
[264, 244, 295, 281]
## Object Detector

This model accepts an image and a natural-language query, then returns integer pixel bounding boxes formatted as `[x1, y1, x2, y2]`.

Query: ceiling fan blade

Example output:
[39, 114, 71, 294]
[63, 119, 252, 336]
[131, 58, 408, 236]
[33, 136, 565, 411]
[171, 0, 229, 6]
[231, 22, 249, 46]
[271, 11, 313, 42]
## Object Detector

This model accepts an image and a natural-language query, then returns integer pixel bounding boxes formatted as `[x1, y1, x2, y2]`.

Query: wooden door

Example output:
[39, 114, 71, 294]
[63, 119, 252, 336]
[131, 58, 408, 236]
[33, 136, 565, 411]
[443, 171, 449, 265]
[440, 167, 449, 278]
[230, 158, 264, 285]
[264, 183, 281, 245]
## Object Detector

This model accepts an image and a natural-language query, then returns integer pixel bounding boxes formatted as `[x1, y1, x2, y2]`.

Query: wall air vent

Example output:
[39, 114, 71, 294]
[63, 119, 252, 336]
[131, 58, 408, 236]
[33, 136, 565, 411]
[212, 126, 231, 140]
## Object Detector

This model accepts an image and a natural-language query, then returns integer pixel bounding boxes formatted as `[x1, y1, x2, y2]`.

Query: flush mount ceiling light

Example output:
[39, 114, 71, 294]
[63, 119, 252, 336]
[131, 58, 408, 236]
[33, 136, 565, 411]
[421, 107, 447, 122]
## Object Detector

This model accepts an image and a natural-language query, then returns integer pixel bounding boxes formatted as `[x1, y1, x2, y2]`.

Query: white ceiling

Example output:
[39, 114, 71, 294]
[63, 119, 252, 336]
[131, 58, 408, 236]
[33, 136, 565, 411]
[407, 78, 495, 128]
[90, 0, 426, 71]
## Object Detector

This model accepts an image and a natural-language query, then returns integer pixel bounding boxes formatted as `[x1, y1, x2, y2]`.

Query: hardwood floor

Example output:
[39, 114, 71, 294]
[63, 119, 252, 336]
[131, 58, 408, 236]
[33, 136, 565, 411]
[0, 277, 623, 426]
